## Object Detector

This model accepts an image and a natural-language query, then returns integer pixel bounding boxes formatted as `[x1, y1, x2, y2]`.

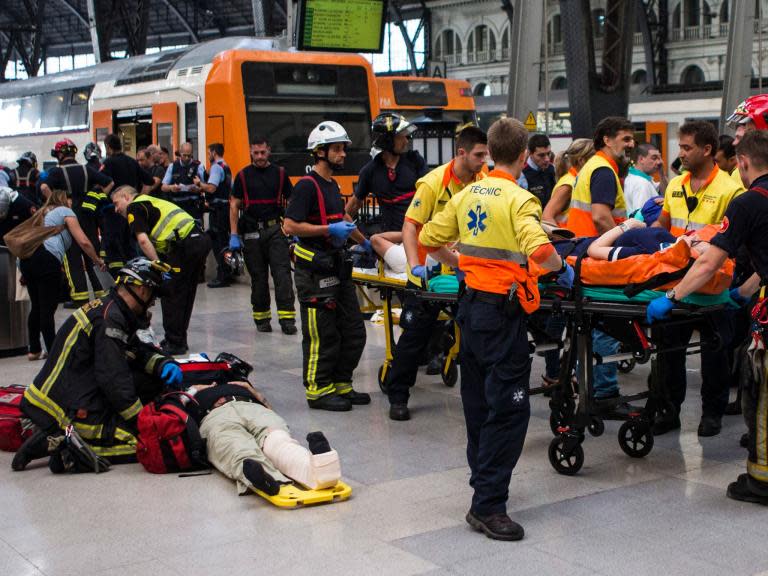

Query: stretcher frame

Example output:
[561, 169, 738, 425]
[352, 260, 461, 390]
[252, 480, 352, 508]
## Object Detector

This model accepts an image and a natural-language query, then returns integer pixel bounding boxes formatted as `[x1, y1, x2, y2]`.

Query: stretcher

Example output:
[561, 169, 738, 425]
[252, 480, 352, 508]
[352, 260, 461, 389]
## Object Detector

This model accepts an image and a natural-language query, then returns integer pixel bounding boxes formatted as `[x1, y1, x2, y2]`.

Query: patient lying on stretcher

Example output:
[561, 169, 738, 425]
[189, 381, 342, 496]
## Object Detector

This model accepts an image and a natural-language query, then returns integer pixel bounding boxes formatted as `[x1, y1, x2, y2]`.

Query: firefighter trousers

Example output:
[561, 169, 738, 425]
[63, 210, 105, 303]
[161, 232, 211, 348]
[207, 202, 231, 283]
[744, 333, 768, 492]
[243, 223, 296, 324]
[294, 265, 366, 400]
[99, 206, 135, 277]
[456, 290, 531, 517]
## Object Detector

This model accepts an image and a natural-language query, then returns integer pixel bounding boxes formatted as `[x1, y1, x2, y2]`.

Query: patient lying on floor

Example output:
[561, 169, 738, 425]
[189, 381, 341, 496]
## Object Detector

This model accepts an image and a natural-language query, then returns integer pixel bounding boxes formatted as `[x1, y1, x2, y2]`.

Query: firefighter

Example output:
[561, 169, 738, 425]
[112, 186, 211, 356]
[229, 138, 297, 333]
[10, 151, 42, 206]
[282, 121, 370, 411]
[13, 258, 182, 472]
[194, 143, 234, 289]
[419, 118, 574, 539]
[161, 141, 206, 225]
[647, 128, 768, 505]
[43, 139, 114, 305]
[386, 126, 488, 421]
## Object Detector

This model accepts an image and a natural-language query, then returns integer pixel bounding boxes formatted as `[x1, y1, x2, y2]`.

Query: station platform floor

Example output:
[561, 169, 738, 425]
[1, 280, 765, 576]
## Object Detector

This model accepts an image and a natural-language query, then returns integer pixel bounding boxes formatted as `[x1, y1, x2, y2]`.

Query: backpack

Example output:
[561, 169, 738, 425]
[135, 392, 208, 474]
[3, 208, 65, 259]
[0, 385, 33, 452]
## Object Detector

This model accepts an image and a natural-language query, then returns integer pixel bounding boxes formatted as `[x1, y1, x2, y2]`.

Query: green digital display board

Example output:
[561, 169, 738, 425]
[298, 0, 387, 53]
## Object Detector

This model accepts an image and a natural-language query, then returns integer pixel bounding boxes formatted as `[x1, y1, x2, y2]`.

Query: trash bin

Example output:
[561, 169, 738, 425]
[0, 246, 29, 357]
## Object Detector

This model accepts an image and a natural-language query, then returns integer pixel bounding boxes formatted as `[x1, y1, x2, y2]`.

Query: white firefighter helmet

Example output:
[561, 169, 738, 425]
[307, 121, 352, 151]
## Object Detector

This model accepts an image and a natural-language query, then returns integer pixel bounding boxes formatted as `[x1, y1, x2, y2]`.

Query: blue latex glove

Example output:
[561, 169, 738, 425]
[729, 287, 749, 307]
[328, 221, 357, 241]
[410, 265, 427, 280]
[360, 239, 373, 254]
[646, 296, 674, 324]
[556, 263, 575, 289]
[161, 362, 183, 388]
[229, 233, 242, 251]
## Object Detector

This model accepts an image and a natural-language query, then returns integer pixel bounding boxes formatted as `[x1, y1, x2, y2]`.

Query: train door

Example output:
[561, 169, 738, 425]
[152, 103, 179, 157]
[114, 107, 152, 156]
[92, 109, 113, 154]
[644, 121, 668, 182]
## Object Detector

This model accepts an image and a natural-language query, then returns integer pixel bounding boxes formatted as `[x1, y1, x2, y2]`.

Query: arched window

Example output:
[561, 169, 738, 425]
[434, 29, 462, 65]
[548, 14, 563, 45]
[501, 27, 510, 59]
[473, 82, 491, 97]
[551, 76, 567, 90]
[672, 3, 682, 29]
[467, 25, 496, 63]
[720, 1, 729, 23]
[631, 69, 648, 84]
[592, 8, 606, 36]
[681, 64, 705, 84]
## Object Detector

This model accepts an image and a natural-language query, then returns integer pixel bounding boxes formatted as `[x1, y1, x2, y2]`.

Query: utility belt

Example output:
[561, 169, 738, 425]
[207, 395, 262, 415]
[465, 285, 522, 318]
[208, 197, 229, 207]
[294, 242, 352, 281]
[240, 214, 281, 235]
[160, 227, 203, 256]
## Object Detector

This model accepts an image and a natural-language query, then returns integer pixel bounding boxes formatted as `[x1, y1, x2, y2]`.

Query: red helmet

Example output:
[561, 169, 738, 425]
[726, 94, 768, 130]
[51, 138, 78, 158]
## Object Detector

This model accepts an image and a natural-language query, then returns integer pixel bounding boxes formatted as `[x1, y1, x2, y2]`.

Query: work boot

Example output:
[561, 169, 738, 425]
[307, 394, 352, 412]
[698, 415, 722, 437]
[206, 278, 231, 289]
[389, 404, 410, 421]
[726, 474, 768, 506]
[12, 430, 52, 471]
[243, 459, 282, 496]
[652, 413, 682, 436]
[593, 394, 641, 418]
[340, 389, 370, 405]
[279, 321, 297, 335]
[161, 342, 188, 356]
[466, 511, 524, 541]
[255, 321, 272, 333]
[426, 354, 444, 375]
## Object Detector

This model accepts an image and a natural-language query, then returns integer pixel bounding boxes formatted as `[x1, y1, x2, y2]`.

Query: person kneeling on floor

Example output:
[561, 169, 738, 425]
[12, 258, 183, 472]
[189, 380, 341, 495]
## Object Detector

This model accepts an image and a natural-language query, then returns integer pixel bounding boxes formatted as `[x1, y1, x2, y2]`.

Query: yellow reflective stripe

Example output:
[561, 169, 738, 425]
[306, 308, 320, 392]
[133, 196, 195, 251]
[90, 443, 137, 457]
[73, 422, 104, 439]
[569, 199, 592, 211]
[144, 354, 162, 373]
[41, 322, 83, 396]
[457, 244, 527, 265]
[81, 202, 97, 211]
[334, 382, 353, 395]
[108, 261, 124, 269]
[86, 191, 105, 199]
[252, 311, 272, 320]
[25, 385, 70, 428]
[119, 399, 143, 421]
[73, 309, 93, 336]
[94, 290, 108, 298]
[277, 310, 296, 319]
[294, 245, 315, 262]
[113, 427, 137, 444]
[306, 384, 335, 400]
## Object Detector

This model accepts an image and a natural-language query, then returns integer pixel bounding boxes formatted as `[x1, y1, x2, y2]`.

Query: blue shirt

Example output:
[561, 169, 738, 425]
[206, 163, 225, 187]
[42, 206, 76, 262]
[161, 163, 206, 188]
[607, 227, 676, 261]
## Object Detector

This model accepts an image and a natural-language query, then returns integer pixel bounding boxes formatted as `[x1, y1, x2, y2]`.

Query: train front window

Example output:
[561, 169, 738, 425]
[392, 81, 448, 107]
[242, 62, 372, 174]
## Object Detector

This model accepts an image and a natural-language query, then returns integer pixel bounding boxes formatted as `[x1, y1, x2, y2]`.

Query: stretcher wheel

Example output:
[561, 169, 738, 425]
[618, 420, 654, 458]
[442, 358, 458, 387]
[618, 358, 636, 374]
[378, 364, 389, 394]
[588, 417, 605, 437]
[548, 436, 584, 476]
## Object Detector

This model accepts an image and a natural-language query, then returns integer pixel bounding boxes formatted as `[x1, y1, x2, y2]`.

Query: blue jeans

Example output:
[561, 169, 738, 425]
[592, 329, 619, 398]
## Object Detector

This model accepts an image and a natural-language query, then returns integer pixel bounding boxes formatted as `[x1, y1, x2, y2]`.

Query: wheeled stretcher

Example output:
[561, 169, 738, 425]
[352, 260, 461, 390]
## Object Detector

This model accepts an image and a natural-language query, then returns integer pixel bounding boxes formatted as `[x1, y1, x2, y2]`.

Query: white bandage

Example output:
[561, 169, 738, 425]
[262, 429, 341, 490]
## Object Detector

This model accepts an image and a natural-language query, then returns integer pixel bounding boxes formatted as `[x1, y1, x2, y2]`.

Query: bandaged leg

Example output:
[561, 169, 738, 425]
[262, 429, 341, 489]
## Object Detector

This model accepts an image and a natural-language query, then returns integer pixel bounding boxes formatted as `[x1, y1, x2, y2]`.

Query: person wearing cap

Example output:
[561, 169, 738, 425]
[650, 120, 744, 437]
[10, 152, 42, 206]
[13, 257, 181, 472]
[282, 121, 371, 412]
[43, 139, 113, 306]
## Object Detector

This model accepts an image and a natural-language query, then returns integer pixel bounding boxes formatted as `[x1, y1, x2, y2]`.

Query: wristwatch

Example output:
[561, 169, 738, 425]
[665, 288, 677, 302]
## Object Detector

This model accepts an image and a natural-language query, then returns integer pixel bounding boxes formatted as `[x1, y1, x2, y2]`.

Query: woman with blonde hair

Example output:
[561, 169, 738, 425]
[542, 138, 595, 225]
[19, 188, 105, 360]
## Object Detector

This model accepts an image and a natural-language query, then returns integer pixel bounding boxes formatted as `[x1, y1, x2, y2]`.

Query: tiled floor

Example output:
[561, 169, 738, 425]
[0, 281, 764, 576]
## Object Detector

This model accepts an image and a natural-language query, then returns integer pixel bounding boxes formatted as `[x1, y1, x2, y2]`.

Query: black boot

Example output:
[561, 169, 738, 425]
[279, 321, 297, 335]
[727, 473, 768, 505]
[12, 430, 52, 471]
[243, 459, 282, 496]
[698, 415, 722, 437]
[389, 404, 410, 421]
[466, 511, 524, 541]
[255, 321, 272, 333]
[307, 394, 352, 412]
[340, 389, 371, 405]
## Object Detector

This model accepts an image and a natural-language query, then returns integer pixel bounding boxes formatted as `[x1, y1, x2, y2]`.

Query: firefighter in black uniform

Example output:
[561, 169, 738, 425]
[13, 258, 182, 472]
[161, 141, 206, 225]
[647, 128, 768, 505]
[43, 139, 114, 305]
[112, 185, 211, 356]
[230, 138, 297, 333]
[10, 151, 42, 206]
[346, 113, 426, 235]
[283, 121, 371, 411]
[195, 143, 233, 289]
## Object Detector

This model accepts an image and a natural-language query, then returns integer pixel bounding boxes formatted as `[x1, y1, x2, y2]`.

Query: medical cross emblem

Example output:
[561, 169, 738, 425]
[467, 204, 487, 236]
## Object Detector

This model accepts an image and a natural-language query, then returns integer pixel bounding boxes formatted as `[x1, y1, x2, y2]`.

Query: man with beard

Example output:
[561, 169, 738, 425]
[229, 139, 296, 331]
[282, 122, 370, 412]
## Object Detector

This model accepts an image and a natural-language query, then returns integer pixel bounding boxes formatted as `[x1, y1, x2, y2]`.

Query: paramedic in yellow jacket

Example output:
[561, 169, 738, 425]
[419, 118, 574, 542]
[651, 120, 743, 438]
